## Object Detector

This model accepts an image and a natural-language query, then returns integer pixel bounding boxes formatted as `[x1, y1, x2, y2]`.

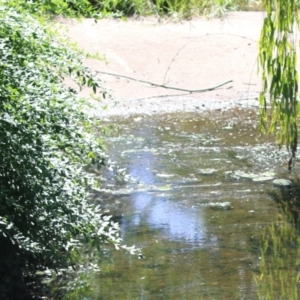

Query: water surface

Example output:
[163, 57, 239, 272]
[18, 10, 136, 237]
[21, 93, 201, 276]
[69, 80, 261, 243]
[79, 108, 299, 299]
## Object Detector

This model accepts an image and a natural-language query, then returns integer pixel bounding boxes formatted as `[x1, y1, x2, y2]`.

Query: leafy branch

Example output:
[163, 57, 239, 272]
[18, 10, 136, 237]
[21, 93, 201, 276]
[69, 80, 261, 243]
[259, 0, 300, 169]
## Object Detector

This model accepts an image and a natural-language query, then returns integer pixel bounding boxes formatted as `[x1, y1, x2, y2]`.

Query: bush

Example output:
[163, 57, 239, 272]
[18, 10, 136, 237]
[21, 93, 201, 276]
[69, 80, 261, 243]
[2, 0, 263, 19]
[0, 5, 135, 299]
[3, 0, 97, 17]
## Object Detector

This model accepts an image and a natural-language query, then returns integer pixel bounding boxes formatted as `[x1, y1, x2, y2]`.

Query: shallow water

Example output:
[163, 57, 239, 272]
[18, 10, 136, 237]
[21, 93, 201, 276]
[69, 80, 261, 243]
[74, 108, 300, 299]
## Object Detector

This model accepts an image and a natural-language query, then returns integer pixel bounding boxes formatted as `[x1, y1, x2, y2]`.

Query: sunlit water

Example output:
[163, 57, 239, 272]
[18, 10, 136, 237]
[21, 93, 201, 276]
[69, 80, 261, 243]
[72, 108, 300, 299]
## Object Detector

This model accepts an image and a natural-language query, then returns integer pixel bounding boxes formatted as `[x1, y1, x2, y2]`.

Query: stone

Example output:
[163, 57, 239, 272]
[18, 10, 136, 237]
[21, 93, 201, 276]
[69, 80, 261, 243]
[252, 176, 274, 182]
[198, 168, 217, 175]
[206, 201, 232, 210]
[273, 179, 292, 187]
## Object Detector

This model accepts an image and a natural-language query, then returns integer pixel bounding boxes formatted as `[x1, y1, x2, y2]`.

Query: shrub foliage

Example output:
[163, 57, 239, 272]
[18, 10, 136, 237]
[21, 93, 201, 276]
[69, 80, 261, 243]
[2, 0, 261, 19]
[0, 5, 126, 298]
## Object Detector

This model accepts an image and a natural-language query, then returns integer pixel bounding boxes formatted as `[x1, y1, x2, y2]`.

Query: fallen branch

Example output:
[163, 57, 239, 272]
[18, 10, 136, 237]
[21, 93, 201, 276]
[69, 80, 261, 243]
[95, 70, 233, 93]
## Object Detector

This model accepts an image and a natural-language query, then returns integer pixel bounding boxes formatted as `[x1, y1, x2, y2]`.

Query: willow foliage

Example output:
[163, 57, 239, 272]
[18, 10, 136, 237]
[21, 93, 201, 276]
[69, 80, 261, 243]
[259, 0, 300, 168]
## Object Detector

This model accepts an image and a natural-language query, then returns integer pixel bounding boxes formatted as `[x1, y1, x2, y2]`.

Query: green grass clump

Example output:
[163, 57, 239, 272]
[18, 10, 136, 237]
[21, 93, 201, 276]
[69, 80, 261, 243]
[4, 0, 263, 19]
[95, 0, 264, 19]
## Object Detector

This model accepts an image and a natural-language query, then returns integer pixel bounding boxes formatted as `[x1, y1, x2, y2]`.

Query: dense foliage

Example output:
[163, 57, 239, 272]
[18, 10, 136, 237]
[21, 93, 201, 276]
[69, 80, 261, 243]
[0, 5, 138, 299]
[2, 0, 262, 18]
[259, 0, 300, 167]
[3, 0, 97, 17]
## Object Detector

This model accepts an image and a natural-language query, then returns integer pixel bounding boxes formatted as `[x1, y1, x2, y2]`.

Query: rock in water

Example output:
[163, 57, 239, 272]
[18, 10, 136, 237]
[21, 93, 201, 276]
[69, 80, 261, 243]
[273, 179, 292, 187]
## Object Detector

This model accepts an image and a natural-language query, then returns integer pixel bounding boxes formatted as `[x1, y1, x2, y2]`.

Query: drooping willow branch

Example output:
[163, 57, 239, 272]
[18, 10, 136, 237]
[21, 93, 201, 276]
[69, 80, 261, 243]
[259, 0, 300, 169]
[95, 70, 232, 93]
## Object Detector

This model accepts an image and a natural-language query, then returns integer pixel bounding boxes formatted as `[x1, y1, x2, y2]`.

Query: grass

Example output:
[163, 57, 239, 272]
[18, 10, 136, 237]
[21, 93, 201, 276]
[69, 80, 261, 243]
[90, 0, 264, 19]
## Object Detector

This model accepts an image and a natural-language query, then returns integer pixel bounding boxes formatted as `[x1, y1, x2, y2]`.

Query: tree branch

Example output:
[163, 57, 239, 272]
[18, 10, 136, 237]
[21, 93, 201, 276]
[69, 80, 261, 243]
[95, 70, 233, 93]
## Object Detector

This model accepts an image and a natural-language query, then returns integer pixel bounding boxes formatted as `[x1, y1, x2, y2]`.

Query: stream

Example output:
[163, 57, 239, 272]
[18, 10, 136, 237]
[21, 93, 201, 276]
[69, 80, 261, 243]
[71, 107, 300, 299]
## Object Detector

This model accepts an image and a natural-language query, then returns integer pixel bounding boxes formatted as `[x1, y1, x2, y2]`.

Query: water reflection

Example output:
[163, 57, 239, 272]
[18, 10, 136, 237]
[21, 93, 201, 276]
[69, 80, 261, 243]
[128, 148, 156, 185]
[255, 219, 300, 300]
[71, 110, 297, 299]
[254, 177, 300, 299]
[131, 192, 207, 243]
[97, 110, 282, 299]
[127, 144, 207, 243]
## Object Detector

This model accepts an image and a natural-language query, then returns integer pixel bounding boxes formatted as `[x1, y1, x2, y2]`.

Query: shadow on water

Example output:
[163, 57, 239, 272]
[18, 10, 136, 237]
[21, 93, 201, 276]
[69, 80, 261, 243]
[270, 177, 300, 225]
[64, 108, 300, 299]
[255, 178, 300, 300]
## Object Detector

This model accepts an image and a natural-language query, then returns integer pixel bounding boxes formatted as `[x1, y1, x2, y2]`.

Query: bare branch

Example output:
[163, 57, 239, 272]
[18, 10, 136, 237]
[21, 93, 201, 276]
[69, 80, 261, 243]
[96, 70, 233, 93]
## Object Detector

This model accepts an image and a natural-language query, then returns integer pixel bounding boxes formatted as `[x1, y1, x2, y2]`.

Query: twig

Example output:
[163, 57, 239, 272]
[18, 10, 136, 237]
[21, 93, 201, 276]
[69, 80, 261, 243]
[163, 40, 193, 85]
[163, 33, 257, 85]
[96, 70, 232, 93]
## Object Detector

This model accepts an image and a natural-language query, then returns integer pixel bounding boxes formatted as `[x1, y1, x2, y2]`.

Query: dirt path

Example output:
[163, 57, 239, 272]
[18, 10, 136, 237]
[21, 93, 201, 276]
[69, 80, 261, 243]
[61, 12, 266, 116]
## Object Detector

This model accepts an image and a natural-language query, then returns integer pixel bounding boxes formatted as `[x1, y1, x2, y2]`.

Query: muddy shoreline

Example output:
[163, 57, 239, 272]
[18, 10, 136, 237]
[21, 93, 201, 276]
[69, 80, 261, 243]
[64, 12, 266, 118]
[88, 91, 260, 118]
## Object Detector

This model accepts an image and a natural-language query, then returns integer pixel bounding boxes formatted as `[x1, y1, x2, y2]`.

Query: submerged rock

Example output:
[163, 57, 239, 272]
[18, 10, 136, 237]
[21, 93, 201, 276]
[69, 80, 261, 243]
[252, 171, 276, 182]
[156, 173, 175, 178]
[273, 179, 292, 187]
[198, 168, 217, 175]
[231, 170, 257, 179]
[232, 170, 276, 182]
[252, 176, 274, 182]
[206, 201, 232, 210]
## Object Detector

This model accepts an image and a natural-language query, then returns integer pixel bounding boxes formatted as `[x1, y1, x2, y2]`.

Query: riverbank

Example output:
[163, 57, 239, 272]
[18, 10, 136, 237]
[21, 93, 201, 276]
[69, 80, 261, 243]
[61, 12, 266, 116]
